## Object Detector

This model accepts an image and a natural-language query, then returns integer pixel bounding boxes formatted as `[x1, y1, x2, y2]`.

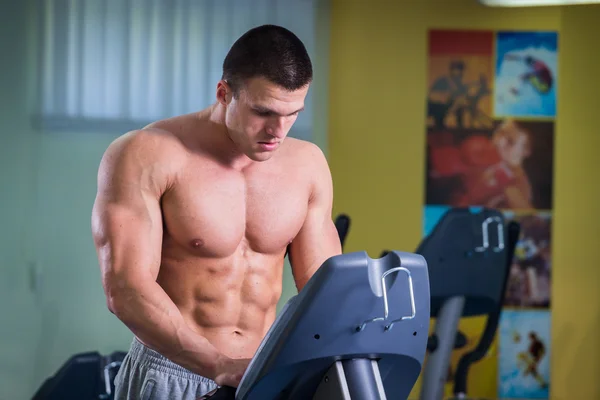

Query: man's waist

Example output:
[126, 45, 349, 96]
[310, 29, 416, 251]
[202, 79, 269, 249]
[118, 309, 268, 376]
[185, 321, 267, 360]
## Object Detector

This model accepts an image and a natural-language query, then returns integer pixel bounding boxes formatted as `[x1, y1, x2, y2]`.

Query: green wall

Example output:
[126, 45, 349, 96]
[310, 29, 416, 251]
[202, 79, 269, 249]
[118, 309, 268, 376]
[1, 3, 132, 399]
[0, 1, 41, 397]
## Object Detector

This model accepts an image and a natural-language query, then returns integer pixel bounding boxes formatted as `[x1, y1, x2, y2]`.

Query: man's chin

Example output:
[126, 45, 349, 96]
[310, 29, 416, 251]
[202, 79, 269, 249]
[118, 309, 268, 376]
[247, 151, 274, 162]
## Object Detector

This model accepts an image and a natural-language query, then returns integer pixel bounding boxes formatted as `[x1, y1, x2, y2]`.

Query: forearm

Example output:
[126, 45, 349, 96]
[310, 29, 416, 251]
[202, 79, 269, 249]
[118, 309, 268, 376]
[293, 267, 318, 293]
[291, 240, 341, 293]
[108, 281, 223, 379]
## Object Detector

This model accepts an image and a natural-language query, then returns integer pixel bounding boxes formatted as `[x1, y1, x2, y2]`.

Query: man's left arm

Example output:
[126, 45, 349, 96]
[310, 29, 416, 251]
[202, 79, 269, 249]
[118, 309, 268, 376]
[288, 145, 342, 292]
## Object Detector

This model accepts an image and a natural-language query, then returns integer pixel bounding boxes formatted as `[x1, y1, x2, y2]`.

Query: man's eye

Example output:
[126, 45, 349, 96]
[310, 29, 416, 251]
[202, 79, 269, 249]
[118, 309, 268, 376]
[254, 110, 271, 117]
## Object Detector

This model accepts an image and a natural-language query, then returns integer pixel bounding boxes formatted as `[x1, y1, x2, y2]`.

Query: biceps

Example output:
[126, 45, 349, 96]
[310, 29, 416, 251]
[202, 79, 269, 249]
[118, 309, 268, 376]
[92, 200, 163, 288]
[305, 210, 340, 252]
[289, 209, 341, 274]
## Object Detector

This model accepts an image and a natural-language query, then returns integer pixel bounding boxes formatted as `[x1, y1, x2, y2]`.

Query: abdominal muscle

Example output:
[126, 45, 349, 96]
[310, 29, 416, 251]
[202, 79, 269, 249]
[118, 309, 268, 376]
[157, 241, 285, 360]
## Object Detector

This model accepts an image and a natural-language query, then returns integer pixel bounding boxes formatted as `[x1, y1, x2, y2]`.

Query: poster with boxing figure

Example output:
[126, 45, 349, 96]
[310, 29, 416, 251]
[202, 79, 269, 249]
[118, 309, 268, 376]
[424, 29, 557, 400]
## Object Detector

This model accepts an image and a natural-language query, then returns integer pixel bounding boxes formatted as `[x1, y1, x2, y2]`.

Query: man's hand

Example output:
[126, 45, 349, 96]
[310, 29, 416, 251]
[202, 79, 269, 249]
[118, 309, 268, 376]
[198, 386, 237, 400]
[200, 358, 251, 399]
[214, 357, 252, 387]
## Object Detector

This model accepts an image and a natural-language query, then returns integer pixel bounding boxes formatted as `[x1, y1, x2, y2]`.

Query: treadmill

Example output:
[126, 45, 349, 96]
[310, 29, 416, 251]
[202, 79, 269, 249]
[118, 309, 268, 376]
[415, 208, 519, 400]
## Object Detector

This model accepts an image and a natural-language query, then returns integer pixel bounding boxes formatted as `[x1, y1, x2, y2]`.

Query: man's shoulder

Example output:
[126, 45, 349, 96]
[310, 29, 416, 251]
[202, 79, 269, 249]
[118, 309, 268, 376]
[284, 137, 326, 160]
[101, 127, 189, 180]
[282, 138, 330, 177]
[111, 126, 187, 159]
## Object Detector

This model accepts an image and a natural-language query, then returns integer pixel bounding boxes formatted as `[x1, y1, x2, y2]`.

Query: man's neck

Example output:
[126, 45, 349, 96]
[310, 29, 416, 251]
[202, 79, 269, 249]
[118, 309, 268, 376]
[206, 103, 255, 171]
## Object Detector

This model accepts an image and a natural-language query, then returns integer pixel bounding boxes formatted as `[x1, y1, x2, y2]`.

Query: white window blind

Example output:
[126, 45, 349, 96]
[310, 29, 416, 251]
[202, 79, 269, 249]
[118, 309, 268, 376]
[37, 0, 317, 138]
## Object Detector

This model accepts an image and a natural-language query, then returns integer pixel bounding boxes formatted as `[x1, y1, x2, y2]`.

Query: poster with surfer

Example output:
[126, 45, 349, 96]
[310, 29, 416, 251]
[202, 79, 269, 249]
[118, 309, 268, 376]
[494, 31, 558, 118]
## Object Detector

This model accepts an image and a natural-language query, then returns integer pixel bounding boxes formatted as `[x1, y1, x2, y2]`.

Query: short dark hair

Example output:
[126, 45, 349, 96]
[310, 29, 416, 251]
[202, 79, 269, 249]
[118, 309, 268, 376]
[222, 25, 313, 96]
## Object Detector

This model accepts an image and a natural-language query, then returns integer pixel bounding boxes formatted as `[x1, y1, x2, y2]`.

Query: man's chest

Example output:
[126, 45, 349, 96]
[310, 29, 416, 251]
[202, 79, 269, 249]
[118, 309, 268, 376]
[161, 166, 310, 256]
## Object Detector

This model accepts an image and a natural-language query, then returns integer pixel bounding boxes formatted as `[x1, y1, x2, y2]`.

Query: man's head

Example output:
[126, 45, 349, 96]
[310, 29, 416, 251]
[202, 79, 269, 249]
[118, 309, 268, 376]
[450, 60, 465, 81]
[216, 25, 312, 161]
[524, 55, 535, 66]
[492, 119, 531, 167]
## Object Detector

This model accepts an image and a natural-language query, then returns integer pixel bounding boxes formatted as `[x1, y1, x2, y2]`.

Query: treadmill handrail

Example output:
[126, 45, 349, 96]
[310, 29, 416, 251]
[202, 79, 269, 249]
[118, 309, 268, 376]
[357, 266, 416, 332]
[475, 216, 505, 253]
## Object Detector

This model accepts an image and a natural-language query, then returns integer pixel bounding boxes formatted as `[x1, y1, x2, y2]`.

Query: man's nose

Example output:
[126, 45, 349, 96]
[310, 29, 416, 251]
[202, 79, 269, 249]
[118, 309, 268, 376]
[266, 117, 286, 138]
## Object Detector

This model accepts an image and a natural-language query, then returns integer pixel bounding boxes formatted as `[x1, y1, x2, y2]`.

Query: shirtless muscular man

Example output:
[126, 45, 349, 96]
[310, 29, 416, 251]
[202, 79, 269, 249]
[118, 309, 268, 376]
[91, 25, 342, 399]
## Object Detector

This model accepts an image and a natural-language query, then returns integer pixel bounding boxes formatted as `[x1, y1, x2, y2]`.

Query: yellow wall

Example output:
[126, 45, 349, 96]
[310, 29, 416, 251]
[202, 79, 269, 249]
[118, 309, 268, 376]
[551, 4, 600, 399]
[328, 1, 600, 399]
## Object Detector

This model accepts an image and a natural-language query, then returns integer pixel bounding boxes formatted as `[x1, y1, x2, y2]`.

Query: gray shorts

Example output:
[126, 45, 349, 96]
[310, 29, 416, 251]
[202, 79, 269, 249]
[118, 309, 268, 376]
[113, 337, 219, 400]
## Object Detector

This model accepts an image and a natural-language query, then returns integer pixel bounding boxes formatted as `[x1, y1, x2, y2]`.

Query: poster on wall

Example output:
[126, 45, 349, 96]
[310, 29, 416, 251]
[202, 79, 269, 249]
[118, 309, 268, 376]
[424, 29, 557, 400]
[498, 310, 551, 399]
[503, 211, 552, 310]
[494, 32, 558, 118]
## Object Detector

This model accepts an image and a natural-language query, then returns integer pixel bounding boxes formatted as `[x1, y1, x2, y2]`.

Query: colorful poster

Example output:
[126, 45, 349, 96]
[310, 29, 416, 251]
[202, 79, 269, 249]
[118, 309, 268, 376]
[503, 211, 552, 309]
[426, 30, 494, 131]
[424, 29, 557, 400]
[426, 119, 554, 210]
[498, 310, 551, 399]
[494, 32, 558, 118]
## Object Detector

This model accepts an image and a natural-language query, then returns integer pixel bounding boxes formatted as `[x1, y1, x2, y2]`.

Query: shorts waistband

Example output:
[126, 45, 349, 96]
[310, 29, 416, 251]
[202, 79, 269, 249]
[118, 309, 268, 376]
[129, 337, 214, 383]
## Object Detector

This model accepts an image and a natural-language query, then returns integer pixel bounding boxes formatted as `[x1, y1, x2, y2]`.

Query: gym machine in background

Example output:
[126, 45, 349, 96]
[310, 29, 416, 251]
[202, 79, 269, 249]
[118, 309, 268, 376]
[419, 210, 519, 400]
[380, 208, 520, 400]
[334, 213, 351, 250]
[32, 350, 125, 400]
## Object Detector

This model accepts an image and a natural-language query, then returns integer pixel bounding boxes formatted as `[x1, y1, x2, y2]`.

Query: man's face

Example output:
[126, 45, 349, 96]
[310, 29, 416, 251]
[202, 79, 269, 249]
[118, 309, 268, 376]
[493, 122, 531, 167]
[450, 66, 463, 81]
[220, 76, 308, 162]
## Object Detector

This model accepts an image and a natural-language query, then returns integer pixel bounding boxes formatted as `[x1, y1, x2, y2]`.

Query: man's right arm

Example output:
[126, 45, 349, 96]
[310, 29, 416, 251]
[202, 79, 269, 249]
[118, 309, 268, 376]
[91, 130, 244, 386]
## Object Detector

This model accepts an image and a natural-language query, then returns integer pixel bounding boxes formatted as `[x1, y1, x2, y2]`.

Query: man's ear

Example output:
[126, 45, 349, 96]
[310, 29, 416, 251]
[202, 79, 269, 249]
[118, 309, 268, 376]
[216, 80, 232, 106]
